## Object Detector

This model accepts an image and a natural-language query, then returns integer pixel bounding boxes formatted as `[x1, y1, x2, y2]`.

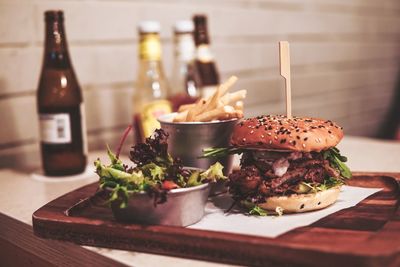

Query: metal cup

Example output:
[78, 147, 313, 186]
[158, 113, 238, 176]
[110, 183, 210, 226]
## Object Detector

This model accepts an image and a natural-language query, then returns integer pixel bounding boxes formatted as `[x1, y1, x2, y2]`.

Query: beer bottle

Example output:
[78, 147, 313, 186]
[193, 15, 220, 98]
[169, 20, 200, 111]
[37, 10, 87, 176]
[133, 21, 172, 143]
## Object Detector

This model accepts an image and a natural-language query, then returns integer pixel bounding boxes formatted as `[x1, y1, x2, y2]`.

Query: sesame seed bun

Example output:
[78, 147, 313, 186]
[258, 186, 341, 213]
[231, 115, 343, 152]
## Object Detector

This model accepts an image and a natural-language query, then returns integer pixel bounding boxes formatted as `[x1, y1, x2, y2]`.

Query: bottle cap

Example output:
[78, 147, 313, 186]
[138, 21, 160, 33]
[174, 20, 194, 33]
[45, 10, 64, 21]
[193, 14, 207, 25]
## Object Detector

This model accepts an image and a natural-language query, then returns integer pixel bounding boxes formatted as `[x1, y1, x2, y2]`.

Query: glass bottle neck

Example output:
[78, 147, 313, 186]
[43, 19, 71, 68]
[174, 32, 195, 63]
[138, 60, 166, 75]
[139, 33, 162, 62]
[193, 16, 210, 46]
[196, 44, 214, 63]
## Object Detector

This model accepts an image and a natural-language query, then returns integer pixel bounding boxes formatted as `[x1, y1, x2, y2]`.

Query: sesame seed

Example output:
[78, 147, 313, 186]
[250, 130, 254, 134]
[304, 137, 308, 141]
[274, 136, 278, 140]
[269, 140, 273, 145]
[280, 139, 286, 144]
[302, 143, 306, 148]
[261, 135, 265, 138]
[267, 132, 272, 136]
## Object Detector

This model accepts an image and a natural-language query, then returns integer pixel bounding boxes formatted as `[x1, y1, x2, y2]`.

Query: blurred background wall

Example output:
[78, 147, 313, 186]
[1, 0, 399, 167]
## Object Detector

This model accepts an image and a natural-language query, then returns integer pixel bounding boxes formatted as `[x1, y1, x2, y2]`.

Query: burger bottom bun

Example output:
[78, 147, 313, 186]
[258, 187, 341, 213]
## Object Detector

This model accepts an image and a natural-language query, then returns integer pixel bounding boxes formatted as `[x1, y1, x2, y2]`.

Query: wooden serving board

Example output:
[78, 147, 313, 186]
[32, 173, 400, 267]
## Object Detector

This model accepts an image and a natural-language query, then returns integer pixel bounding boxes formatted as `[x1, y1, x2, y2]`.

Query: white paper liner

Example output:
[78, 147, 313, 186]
[189, 186, 381, 238]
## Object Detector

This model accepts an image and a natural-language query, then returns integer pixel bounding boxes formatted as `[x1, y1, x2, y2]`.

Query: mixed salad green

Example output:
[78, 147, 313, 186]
[95, 129, 226, 208]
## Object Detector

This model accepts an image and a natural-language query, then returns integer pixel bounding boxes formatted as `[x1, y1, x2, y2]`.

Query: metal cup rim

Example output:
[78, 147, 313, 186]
[103, 167, 211, 196]
[158, 112, 239, 125]
[104, 182, 209, 195]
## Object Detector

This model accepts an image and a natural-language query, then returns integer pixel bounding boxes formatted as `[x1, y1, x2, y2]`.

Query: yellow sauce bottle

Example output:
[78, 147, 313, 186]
[133, 21, 172, 142]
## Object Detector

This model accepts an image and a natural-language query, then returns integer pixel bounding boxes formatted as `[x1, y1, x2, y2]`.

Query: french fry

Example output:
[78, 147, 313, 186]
[234, 101, 244, 112]
[221, 90, 247, 105]
[231, 109, 243, 119]
[219, 76, 238, 97]
[173, 110, 188, 122]
[195, 105, 235, 122]
[172, 76, 246, 122]
[178, 103, 196, 113]
[206, 76, 238, 111]
[186, 98, 206, 121]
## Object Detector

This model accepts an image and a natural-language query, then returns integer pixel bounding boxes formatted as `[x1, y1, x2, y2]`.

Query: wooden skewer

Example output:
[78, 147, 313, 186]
[279, 41, 292, 119]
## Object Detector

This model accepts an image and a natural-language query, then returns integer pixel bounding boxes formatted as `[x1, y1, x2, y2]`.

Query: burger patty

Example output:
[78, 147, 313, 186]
[228, 151, 340, 199]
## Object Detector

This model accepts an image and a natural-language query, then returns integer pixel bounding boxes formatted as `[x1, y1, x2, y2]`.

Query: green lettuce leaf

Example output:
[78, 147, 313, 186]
[241, 200, 268, 216]
[201, 147, 244, 158]
[141, 163, 166, 181]
[323, 147, 352, 179]
[199, 162, 227, 182]
[187, 171, 201, 186]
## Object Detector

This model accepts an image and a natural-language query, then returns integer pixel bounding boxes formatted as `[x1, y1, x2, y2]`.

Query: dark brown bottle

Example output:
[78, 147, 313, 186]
[37, 10, 87, 176]
[193, 15, 220, 98]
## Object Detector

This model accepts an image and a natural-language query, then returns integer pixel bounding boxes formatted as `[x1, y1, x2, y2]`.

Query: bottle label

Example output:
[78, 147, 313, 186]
[39, 113, 71, 144]
[139, 34, 161, 61]
[196, 44, 214, 63]
[139, 100, 172, 138]
[201, 85, 218, 99]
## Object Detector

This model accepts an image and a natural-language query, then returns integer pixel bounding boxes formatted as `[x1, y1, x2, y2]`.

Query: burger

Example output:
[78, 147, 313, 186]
[205, 115, 351, 215]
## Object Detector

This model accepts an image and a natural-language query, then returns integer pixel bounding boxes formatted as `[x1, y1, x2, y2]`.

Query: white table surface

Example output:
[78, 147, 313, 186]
[0, 136, 399, 267]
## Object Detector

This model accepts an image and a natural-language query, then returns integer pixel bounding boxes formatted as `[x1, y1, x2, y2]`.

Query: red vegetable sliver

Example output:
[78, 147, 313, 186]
[116, 125, 132, 159]
[162, 180, 179, 190]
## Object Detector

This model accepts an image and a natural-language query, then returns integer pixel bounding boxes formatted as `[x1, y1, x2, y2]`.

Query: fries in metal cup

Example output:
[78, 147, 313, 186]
[172, 76, 247, 122]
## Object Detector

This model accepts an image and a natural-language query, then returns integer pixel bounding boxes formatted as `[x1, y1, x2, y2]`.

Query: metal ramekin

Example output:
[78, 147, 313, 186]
[110, 183, 210, 226]
[158, 113, 238, 176]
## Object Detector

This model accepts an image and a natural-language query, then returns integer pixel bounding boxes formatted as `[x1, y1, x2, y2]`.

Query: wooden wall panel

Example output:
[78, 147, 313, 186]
[0, 0, 399, 168]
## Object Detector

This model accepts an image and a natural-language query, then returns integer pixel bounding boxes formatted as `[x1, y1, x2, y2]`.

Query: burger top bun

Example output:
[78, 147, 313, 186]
[231, 115, 343, 152]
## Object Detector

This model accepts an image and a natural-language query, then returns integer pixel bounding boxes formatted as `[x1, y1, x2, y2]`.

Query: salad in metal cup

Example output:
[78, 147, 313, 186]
[94, 129, 226, 225]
